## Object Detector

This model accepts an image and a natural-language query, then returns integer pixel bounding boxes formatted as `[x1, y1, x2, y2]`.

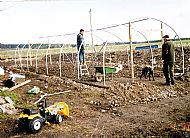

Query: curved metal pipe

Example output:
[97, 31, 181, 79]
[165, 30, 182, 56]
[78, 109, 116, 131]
[133, 28, 154, 68]
[77, 40, 84, 79]
[14, 44, 21, 67]
[45, 39, 51, 75]
[103, 41, 108, 86]
[20, 43, 29, 69]
[26, 43, 34, 70]
[59, 43, 64, 77]
[35, 43, 44, 73]
[122, 24, 154, 68]
[130, 17, 184, 74]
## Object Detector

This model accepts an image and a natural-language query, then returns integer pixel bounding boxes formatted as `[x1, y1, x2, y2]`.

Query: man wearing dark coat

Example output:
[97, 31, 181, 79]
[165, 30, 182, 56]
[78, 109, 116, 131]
[162, 35, 175, 85]
[77, 29, 85, 64]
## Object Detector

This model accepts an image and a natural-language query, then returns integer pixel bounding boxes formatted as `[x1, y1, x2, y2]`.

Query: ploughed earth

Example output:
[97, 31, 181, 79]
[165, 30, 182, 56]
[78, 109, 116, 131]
[0, 46, 190, 137]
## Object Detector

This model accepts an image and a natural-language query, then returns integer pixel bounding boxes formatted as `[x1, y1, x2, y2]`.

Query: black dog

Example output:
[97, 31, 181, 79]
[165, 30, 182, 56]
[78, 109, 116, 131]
[3, 77, 15, 88]
[140, 66, 154, 81]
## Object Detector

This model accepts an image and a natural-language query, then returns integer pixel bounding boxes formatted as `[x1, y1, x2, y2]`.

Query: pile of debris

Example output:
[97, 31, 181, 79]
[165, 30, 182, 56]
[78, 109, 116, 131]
[0, 96, 17, 115]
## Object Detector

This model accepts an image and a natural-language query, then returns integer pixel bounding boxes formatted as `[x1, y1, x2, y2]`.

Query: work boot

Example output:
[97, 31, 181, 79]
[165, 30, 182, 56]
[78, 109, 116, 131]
[164, 82, 170, 85]
[164, 78, 170, 85]
[171, 79, 175, 85]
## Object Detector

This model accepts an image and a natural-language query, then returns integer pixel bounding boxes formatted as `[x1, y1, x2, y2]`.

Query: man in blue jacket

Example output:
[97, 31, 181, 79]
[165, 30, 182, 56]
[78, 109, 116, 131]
[77, 29, 85, 64]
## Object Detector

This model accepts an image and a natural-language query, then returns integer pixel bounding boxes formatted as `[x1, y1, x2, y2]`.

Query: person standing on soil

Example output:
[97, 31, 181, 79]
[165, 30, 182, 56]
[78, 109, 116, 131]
[162, 35, 175, 85]
[77, 29, 85, 64]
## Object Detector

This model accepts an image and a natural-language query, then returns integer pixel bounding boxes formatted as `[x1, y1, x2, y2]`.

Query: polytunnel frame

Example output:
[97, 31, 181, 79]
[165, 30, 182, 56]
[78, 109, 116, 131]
[58, 34, 78, 77]
[85, 25, 154, 85]
[14, 44, 22, 67]
[134, 28, 154, 68]
[77, 31, 107, 80]
[35, 43, 44, 73]
[130, 17, 185, 75]
[26, 42, 35, 70]
[100, 27, 154, 85]
[86, 17, 184, 81]
[101, 26, 154, 68]
[45, 39, 52, 75]
[45, 38, 65, 75]
[20, 44, 33, 69]
[27, 40, 52, 73]
[26, 17, 183, 82]
[76, 24, 155, 85]
[36, 34, 77, 76]
[15, 43, 33, 70]
[98, 29, 128, 86]
[20, 43, 30, 69]
[77, 35, 108, 85]
[122, 24, 154, 68]
[81, 29, 126, 85]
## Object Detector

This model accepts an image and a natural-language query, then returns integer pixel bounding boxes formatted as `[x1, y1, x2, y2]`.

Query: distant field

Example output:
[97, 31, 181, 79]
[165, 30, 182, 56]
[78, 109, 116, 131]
[0, 40, 189, 59]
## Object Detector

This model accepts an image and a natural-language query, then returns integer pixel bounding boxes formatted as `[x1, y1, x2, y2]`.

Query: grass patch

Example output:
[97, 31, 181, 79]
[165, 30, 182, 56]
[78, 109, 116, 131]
[0, 90, 36, 109]
[0, 113, 16, 120]
[14, 102, 36, 109]
[0, 90, 19, 103]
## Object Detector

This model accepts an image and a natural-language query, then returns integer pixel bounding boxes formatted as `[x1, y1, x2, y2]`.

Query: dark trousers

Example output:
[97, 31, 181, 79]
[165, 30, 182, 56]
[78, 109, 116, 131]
[163, 63, 174, 83]
[79, 49, 85, 63]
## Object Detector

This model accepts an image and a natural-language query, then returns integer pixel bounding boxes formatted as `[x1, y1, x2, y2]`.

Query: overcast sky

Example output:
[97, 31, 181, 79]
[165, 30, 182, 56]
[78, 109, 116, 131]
[0, 0, 189, 44]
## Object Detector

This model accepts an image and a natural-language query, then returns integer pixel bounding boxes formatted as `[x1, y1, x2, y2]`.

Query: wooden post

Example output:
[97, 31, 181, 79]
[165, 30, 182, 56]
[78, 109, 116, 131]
[103, 41, 107, 86]
[49, 42, 52, 65]
[129, 22, 134, 82]
[89, 9, 95, 53]
[29, 42, 32, 66]
[127, 45, 130, 67]
[59, 44, 64, 77]
[161, 23, 164, 43]
[18, 46, 22, 69]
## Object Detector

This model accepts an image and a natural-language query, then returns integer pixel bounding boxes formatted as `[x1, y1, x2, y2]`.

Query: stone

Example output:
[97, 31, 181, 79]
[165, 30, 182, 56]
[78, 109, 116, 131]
[5, 109, 17, 115]
[0, 106, 6, 113]
[101, 109, 107, 113]
[2, 103, 15, 110]
[27, 86, 40, 94]
[112, 108, 117, 111]
[4, 96, 14, 104]
[0, 96, 6, 105]
[0, 103, 17, 115]
[90, 100, 94, 104]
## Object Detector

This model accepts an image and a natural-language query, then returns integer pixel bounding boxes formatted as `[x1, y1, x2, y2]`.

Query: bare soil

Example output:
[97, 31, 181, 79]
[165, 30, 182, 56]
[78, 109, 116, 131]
[0, 47, 190, 138]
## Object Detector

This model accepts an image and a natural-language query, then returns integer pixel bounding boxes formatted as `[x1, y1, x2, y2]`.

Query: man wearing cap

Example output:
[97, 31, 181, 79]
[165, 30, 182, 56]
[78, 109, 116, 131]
[162, 35, 175, 85]
[77, 29, 85, 64]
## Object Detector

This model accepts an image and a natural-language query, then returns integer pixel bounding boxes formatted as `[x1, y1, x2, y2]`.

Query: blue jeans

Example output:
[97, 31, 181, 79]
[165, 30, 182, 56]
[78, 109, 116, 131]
[79, 49, 85, 63]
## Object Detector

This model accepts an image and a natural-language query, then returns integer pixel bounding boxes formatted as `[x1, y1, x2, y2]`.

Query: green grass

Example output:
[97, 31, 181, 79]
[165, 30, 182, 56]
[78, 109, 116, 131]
[0, 90, 19, 103]
[0, 90, 35, 110]
[0, 90, 19, 119]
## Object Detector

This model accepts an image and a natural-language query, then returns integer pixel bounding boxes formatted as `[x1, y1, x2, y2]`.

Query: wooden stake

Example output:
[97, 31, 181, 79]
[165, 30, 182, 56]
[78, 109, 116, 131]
[89, 9, 95, 53]
[161, 23, 164, 43]
[129, 22, 134, 82]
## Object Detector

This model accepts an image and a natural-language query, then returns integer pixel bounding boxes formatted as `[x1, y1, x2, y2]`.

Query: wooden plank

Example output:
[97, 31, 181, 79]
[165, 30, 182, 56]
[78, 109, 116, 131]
[73, 80, 110, 89]
[8, 80, 31, 91]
